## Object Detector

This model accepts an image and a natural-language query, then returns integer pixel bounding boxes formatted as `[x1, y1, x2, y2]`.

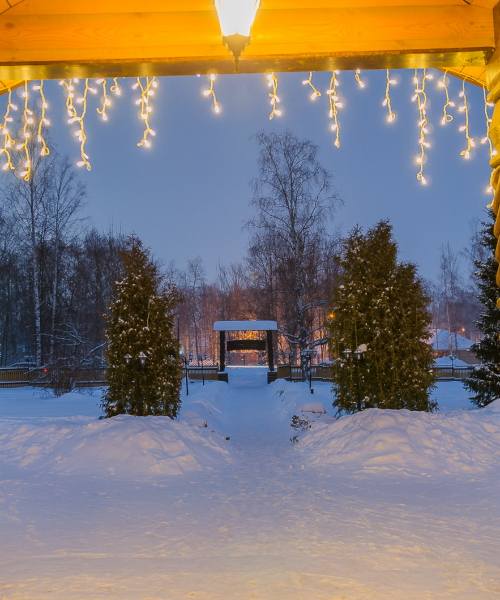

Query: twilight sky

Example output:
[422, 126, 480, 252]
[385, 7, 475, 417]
[1, 69, 492, 282]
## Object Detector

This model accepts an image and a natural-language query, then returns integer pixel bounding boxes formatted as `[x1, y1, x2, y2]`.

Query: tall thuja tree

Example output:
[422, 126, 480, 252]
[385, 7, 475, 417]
[328, 221, 436, 415]
[102, 235, 183, 418]
[464, 209, 500, 407]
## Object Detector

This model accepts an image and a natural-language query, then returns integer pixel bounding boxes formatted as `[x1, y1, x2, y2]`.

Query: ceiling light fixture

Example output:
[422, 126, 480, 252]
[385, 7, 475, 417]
[214, 0, 260, 72]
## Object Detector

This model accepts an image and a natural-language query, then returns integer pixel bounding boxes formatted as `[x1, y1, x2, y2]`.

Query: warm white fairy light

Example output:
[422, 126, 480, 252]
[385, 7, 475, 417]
[355, 68, 365, 89]
[412, 68, 430, 185]
[62, 78, 93, 170]
[383, 69, 396, 122]
[203, 73, 220, 114]
[16, 81, 33, 180]
[133, 77, 157, 148]
[110, 77, 121, 96]
[327, 70, 342, 148]
[438, 70, 454, 125]
[32, 81, 50, 157]
[0, 89, 16, 171]
[266, 72, 281, 120]
[458, 79, 474, 160]
[302, 71, 321, 100]
[96, 79, 112, 122]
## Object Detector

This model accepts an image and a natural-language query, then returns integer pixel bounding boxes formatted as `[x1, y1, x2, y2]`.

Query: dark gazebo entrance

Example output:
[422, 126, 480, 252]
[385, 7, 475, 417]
[214, 321, 278, 383]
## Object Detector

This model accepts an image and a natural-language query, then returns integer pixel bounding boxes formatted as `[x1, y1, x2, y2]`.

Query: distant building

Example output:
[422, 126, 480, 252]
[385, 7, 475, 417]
[429, 328, 478, 364]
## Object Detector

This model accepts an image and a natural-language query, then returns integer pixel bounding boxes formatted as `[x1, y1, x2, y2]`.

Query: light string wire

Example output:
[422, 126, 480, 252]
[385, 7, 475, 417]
[302, 71, 321, 100]
[32, 80, 50, 157]
[355, 68, 365, 89]
[133, 76, 157, 148]
[110, 77, 121, 96]
[0, 88, 17, 171]
[383, 69, 397, 122]
[96, 78, 111, 121]
[482, 86, 495, 194]
[17, 81, 34, 180]
[459, 79, 475, 160]
[266, 72, 282, 120]
[62, 78, 95, 170]
[327, 70, 342, 148]
[412, 68, 431, 185]
[439, 69, 454, 125]
[203, 73, 220, 113]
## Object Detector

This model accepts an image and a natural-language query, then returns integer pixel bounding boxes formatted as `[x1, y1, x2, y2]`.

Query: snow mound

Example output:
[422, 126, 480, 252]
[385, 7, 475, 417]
[434, 356, 469, 367]
[300, 402, 327, 414]
[298, 403, 500, 475]
[0, 414, 231, 478]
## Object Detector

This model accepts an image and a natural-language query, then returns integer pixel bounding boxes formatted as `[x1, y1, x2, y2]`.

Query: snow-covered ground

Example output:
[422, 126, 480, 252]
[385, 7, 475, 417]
[0, 369, 499, 599]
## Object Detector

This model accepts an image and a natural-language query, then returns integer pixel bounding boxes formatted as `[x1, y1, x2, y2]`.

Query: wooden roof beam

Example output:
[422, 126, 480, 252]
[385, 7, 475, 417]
[0, 4, 494, 80]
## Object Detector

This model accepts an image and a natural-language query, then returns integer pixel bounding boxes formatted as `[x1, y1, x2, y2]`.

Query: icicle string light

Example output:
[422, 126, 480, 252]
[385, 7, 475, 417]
[327, 70, 342, 148]
[482, 86, 495, 195]
[438, 70, 454, 125]
[17, 81, 33, 180]
[302, 71, 321, 100]
[96, 78, 111, 122]
[33, 81, 50, 157]
[412, 68, 430, 185]
[110, 77, 121, 96]
[383, 69, 396, 122]
[0, 89, 16, 171]
[133, 76, 157, 148]
[266, 73, 282, 120]
[459, 79, 475, 160]
[203, 73, 220, 114]
[355, 68, 365, 89]
[62, 78, 93, 170]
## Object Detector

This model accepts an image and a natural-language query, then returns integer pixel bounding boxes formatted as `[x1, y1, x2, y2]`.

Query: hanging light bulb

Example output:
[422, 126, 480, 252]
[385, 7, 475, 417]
[215, 0, 260, 72]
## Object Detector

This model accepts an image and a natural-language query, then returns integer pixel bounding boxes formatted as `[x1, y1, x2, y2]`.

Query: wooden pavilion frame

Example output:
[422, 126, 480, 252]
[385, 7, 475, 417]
[2, 0, 500, 286]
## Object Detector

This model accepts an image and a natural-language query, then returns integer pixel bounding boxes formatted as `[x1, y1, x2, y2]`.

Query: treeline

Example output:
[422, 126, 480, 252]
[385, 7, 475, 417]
[0, 147, 125, 367]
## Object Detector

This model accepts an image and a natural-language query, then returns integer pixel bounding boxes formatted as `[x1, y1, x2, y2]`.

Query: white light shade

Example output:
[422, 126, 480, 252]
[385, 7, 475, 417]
[215, 0, 260, 37]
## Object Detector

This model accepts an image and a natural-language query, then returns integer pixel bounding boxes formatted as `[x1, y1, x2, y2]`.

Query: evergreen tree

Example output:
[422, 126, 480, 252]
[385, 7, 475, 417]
[464, 209, 500, 407]
[327, 220, 436, 415]
[102, 235, 182, 418]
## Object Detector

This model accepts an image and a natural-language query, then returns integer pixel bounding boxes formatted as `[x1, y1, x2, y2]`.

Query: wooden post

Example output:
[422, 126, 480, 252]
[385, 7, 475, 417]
[267, 330, 274, 372]
[486, 3, 500, 320]
[219, 330, 226, 372]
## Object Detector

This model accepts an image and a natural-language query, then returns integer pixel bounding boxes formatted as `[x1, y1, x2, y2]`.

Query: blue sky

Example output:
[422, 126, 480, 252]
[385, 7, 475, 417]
[2, 69, 492, 282]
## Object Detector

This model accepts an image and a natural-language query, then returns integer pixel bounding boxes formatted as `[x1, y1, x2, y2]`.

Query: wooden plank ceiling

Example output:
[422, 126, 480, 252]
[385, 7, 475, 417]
[0, 0, 497, 93]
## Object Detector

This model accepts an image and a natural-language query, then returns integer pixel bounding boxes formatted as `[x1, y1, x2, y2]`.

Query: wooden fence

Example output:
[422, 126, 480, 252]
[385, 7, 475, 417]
[0, 367, 107, 388]
[276, 364, 474, 382]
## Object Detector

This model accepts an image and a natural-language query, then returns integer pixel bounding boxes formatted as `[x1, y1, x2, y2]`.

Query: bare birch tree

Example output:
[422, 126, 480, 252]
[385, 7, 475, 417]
[246, 130, 342, 377]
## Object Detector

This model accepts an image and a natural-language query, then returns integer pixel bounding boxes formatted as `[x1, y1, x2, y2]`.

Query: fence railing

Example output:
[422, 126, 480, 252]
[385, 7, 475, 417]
[276, 364, 475, 382]
[0, 366, 107, 388]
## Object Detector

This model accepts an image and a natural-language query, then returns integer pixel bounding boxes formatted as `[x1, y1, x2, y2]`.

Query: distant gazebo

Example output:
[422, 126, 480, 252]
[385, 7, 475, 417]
[213, 320, 277, 382]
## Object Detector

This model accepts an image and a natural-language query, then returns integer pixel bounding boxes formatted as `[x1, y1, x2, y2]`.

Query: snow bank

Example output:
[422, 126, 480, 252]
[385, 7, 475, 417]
[434, 356, 469, 367]
[298, 401, 500, 475]
[0, 382, 232, 478]
[0, 415, 231, 477]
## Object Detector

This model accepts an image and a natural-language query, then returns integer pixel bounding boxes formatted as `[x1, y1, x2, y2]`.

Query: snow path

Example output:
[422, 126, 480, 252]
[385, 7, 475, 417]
[0, 372, 499, 599]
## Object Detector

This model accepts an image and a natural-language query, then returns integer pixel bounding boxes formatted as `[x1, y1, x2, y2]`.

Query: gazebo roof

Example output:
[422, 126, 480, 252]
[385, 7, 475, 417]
[213, 321, 278, 332]
[0, 0, 497, 94]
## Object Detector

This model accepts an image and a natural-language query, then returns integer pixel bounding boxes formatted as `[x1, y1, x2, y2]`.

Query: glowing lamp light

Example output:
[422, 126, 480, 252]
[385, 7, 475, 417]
[215, 0, 260, 71]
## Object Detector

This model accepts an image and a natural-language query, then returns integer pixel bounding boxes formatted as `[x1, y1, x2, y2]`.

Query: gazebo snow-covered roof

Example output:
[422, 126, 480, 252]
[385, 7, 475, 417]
[429, 329, 474, 352]
[213, 321, 277, 332]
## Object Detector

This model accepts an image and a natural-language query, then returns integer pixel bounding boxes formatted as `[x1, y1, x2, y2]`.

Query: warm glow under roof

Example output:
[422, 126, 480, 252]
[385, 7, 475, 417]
[0, 0, 498, 93]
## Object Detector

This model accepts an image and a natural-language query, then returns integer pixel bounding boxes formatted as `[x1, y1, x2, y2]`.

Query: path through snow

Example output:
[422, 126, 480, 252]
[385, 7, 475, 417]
[0, 369, 499, 599]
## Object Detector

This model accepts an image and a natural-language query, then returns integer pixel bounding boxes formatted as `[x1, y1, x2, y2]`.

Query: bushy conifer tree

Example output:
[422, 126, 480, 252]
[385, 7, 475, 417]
[327, 220, 436, 415]
[102, 235, 182, 418]
[464, 209, 500, 407]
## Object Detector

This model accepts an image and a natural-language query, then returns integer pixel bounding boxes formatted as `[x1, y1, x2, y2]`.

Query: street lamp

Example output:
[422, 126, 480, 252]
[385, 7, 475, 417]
[343, 344, 367, 412]
[300, 348, 317, 392]
[449, 354, 456, 379]
[214, 0, 260, 71]
[198, 353, 205, 386]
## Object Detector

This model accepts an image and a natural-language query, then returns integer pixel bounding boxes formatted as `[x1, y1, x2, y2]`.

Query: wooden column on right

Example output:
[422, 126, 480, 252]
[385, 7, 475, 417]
[487, 3, 500, 322]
